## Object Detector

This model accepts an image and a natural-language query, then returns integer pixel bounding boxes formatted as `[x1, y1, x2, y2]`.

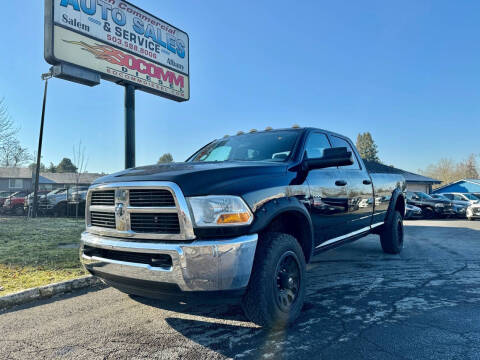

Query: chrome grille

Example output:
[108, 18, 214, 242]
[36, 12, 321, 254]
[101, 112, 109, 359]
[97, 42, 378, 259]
[130, 213, 180, 233]
[129, 189, 175, 207]
[86, 182, 195, 241]
[91, 190, 115, 206]
[90, 211, 116, 228]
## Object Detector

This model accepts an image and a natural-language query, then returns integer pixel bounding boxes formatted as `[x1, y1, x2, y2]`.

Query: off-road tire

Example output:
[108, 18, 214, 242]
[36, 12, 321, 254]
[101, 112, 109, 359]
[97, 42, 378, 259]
[241, 232, 306, 328]
[380, 210, 404, 254]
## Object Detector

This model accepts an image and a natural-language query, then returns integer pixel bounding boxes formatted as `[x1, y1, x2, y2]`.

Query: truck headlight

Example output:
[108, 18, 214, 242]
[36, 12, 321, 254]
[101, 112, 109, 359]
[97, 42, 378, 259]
[187, 196, 253, 227]
[435, 203, 444, 208]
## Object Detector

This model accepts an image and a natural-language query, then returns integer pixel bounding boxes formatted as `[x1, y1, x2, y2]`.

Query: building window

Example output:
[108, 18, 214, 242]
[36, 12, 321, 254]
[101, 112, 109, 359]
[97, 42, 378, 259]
[9, 179, 24, 189]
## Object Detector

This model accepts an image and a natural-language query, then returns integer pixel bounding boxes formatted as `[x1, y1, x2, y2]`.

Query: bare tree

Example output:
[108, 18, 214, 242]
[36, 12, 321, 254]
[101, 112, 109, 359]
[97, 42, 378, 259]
[0, 137, 31, 167]
[0, 98, 17, 145]
[420, 154, 480, 188]
[71, 141, 88, 218]
[0, 98, 31, 167]
[457, 154, 479, 179]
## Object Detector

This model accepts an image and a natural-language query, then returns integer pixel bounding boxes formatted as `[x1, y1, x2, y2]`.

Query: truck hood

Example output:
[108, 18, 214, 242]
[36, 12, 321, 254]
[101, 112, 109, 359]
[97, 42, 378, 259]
[93, 161, 289, 197]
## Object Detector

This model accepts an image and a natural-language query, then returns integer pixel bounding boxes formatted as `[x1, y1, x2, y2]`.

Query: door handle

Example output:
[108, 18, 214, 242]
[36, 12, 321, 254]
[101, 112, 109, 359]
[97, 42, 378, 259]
[363, 179, 372, 185]
[335, 180, 348, 186]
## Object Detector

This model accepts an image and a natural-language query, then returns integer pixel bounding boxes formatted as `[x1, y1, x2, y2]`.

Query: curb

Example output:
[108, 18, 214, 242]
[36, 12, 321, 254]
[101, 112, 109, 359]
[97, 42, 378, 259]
[0, 275, 102, 311]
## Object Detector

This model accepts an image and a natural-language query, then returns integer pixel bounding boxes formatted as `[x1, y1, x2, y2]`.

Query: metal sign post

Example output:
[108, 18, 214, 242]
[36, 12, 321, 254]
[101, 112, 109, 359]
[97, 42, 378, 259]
[32, 71, 53, 218]
[125, 85, 135, 169]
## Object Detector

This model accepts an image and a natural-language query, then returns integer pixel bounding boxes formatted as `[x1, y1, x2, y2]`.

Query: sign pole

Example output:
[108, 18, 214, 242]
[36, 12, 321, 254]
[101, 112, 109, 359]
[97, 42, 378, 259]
[125, 84, 136, 169]
[32, 71, 53, 218]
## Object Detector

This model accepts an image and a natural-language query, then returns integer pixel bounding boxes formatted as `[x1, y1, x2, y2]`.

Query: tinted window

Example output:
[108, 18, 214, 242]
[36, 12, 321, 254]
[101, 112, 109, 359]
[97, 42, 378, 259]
[305, 133, 331, 159]
[330, 136, 360, 170]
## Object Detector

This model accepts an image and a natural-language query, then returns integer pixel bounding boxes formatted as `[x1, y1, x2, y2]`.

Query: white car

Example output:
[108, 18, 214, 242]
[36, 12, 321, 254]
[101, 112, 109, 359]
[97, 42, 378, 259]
[466, 204, 480, 221]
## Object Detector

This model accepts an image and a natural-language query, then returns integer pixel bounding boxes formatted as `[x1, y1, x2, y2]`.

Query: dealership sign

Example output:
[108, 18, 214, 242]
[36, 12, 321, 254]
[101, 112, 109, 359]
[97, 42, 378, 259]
[45, 0, 189, 101]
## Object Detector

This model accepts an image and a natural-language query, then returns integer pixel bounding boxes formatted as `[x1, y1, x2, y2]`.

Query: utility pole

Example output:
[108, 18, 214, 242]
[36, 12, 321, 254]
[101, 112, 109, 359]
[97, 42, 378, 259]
[32, 71, 53, 218]
[125, 84, 135, 169]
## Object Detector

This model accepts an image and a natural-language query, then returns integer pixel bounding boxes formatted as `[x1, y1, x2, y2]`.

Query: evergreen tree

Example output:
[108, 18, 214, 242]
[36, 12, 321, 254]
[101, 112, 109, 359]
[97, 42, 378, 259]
[157, 153, 174, 163]
[56, 158, 77, 173]
[356, 132, 380, 162]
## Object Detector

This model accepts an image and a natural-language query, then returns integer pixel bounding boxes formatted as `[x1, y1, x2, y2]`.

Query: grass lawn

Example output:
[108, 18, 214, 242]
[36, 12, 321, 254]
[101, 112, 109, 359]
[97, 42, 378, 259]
[0, 216, 87, 295]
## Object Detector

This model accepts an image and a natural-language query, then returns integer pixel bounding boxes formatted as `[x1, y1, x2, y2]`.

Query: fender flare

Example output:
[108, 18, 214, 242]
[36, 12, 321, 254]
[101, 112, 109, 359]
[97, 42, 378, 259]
[385, 188, 406, 224]
[250, 197, 315, 262]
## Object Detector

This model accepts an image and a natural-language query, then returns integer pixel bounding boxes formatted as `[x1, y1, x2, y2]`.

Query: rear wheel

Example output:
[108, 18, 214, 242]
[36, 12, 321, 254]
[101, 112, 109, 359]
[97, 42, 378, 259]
[242, 232, 306, 328]
[380, 210, 404, 254]
[14, 206, 24, 216]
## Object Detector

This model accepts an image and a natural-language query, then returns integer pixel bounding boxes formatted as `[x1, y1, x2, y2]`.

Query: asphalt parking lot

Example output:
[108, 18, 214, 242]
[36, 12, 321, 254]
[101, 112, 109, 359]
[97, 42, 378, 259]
[1, 220, 480, 360]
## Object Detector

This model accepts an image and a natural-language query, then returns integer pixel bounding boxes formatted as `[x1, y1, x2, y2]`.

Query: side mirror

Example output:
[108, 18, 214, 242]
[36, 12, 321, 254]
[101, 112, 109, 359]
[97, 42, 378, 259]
[305, 147, 354, 170]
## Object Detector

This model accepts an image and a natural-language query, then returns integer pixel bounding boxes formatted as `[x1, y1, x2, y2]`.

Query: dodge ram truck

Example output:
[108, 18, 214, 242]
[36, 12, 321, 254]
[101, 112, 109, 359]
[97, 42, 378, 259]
[80, 127, 406, 327]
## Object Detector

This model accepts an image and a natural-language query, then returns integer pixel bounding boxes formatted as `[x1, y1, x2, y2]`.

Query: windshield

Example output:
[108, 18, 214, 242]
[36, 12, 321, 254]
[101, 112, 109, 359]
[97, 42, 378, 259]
[463, 193, 478, 200]
[432, 194, 449, 201]
[188, 130, 300, 163]
[415, 192, 433, 200]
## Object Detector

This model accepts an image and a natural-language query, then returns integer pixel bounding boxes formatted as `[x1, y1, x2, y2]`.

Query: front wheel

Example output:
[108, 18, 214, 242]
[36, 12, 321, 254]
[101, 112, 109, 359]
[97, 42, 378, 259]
[422, 207, 435, 219]
[380, 210, 404, 254]
[242, 232, 306, 328]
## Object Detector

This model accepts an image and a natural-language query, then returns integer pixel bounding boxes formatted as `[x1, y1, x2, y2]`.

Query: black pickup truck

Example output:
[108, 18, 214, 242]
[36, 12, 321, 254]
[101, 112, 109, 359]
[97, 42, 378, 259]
[81, 128, 406, 327]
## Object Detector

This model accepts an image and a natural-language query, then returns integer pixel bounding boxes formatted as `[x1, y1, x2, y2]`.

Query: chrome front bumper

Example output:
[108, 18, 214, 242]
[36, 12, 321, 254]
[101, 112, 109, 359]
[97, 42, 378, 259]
[80, 232, 258, 292]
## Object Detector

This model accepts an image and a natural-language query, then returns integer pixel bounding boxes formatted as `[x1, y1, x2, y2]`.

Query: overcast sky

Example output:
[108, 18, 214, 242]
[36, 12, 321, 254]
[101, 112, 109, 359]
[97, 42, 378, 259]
[1, 0, 479, 174]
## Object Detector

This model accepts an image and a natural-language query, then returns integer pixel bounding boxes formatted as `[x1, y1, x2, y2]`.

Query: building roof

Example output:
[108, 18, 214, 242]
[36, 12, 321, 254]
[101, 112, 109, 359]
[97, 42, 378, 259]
[0, 167, 104, 184]
[363, 161, 441, 184]
[465, 179, 480, 185]
[0, 167, 33, 179]
[39, 172, 103, 184]
[432, 179, 480, 193]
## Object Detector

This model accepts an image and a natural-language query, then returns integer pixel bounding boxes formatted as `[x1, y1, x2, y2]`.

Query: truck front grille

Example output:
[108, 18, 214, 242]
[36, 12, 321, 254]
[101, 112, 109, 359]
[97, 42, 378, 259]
[130, 213, 180, 234]
[86, 182, 195, 241]
[90, 211, 116, 228]
[129, 189, 175, 207]
[91, 190, 115, 206]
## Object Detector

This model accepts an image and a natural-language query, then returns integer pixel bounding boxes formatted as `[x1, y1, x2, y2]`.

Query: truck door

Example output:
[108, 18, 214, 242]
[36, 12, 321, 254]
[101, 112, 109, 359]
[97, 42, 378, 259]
[329, 135, 374, 235]
[304, 132, 350, 247]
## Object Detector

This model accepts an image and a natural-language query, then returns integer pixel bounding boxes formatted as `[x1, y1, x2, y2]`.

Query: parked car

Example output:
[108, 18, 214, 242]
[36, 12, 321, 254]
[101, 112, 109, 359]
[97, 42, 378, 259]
[2, 191, 29, 215]
[0, 191, 11, 208]
[466, 204, 480, 221]
[430, 193, 467, 218]
[405, 204, 422, 219]
[44, 188, 69, 216]
[68, 187, 89, 216]
[406, 191, 454, 218]
[441, 192, 480, 205]
[23, 190, 50, 212]
[80, 127, 407, 328]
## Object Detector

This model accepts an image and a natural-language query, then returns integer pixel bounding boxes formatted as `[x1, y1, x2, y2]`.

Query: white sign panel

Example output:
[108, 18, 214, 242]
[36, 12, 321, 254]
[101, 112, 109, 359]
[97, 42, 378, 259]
[45, 0, 189, 101]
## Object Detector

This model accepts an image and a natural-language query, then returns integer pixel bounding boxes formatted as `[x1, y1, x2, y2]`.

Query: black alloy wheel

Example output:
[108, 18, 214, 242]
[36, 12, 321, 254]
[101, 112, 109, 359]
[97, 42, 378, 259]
[274, 251, 301, 312]
[396, 218, 404, 247]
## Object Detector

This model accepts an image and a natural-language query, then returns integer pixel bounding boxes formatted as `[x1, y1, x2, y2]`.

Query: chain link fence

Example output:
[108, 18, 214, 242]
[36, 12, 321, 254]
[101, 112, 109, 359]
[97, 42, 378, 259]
[0, 185, 88, 218]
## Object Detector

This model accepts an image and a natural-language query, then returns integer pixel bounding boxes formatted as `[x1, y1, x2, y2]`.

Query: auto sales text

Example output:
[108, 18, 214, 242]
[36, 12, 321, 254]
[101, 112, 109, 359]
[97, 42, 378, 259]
[59, 0, 186, 60]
